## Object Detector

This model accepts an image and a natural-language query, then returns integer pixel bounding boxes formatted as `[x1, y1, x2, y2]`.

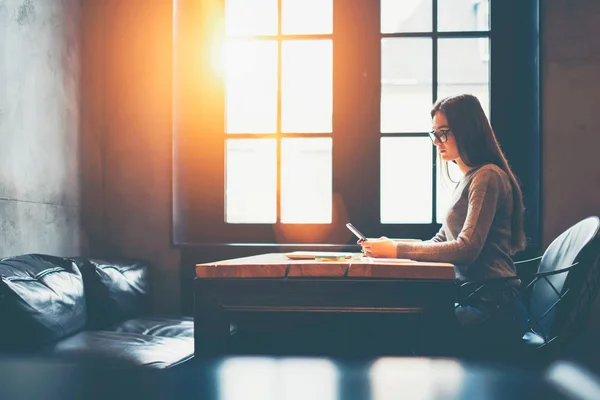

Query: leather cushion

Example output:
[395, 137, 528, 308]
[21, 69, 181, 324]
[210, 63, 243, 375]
[46, 331, 193, 369]
[112, 316, 238, 337]
[0, 254, 86, 350]
[70, 258, 151, 328]
[112, 316, 194, 339]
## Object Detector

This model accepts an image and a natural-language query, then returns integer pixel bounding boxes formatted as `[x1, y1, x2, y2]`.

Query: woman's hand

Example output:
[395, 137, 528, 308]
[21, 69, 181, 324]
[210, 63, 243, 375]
[359, 237, 397, 258]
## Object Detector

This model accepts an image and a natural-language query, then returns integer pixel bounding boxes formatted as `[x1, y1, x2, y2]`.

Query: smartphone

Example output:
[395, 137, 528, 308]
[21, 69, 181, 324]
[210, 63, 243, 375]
[346, 223, 367, 242]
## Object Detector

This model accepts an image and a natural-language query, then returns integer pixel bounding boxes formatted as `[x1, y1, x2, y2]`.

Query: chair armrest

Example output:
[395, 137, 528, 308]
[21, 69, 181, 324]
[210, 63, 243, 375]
[524, 262, 580, 290]
[459, 261, 580, 292]
[457, 275, 522, 304]
[514, 255, 542, 266]
[458, 275, 522, 290]
[457, 261, 580, 306]
[513, 256, 541, 287]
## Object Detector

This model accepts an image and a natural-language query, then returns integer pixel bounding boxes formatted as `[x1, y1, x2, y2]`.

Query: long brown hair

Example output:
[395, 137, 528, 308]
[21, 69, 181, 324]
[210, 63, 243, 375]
[431, 94, 526, 253]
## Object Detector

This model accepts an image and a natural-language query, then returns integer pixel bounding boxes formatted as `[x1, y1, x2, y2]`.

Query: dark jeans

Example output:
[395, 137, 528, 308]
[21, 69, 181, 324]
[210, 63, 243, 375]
[454, 281, 529, 357]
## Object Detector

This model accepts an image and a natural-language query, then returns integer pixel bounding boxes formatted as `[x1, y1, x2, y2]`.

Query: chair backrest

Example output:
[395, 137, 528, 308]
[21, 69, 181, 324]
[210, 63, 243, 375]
[530, 216, 600, 341]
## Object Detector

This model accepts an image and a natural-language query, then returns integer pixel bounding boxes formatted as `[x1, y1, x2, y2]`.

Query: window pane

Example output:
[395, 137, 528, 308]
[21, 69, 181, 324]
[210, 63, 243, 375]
[438, 0, 489, 32]
[436, 159, 462, 224]
[282, 0, 332, 34]
[381, 38, 432, 133]
[281, 138, 332, 223]
[226, 139, 277, 223]
[226, 0, 278, 36]
[226, 40, 278, 133]
[437, 38, 490, 118]
[381, 0, 432, 33]
[282, 40, 332, 133]
[381, 137, 432, 223]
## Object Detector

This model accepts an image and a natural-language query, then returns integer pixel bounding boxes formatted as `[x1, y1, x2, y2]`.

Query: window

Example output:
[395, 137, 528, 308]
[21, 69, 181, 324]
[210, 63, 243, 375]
[173, 0, 541, 247]
[224, 0, 334, 225]
[380, 0, 490, 224]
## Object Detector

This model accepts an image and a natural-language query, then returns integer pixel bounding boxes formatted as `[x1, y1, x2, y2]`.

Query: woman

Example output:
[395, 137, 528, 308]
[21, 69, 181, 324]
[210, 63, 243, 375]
[361, 94, 529, 353]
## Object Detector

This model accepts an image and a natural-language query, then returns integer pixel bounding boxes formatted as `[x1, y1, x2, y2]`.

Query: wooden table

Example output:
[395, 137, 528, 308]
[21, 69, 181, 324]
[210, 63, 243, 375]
[194, 253, 457, 357]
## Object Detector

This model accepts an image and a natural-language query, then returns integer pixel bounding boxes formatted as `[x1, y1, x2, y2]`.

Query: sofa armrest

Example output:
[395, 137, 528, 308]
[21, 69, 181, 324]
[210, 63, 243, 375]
[0, 254, 86, 349]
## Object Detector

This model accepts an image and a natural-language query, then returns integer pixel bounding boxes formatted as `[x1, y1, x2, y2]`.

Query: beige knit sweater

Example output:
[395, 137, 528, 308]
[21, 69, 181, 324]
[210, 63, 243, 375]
[396, 163, 518, 281]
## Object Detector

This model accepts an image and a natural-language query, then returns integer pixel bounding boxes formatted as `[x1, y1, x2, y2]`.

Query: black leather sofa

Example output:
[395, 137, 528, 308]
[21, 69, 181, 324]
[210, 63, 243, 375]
[0, 254, 193, 368]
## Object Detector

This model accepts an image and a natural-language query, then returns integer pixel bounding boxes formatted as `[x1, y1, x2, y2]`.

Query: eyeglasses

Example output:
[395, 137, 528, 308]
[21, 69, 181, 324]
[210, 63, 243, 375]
[428, 129, 451, 144]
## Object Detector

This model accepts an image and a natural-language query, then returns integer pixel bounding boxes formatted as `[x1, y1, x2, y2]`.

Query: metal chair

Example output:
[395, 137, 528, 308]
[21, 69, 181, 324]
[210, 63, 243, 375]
[457, 216, 600, 360]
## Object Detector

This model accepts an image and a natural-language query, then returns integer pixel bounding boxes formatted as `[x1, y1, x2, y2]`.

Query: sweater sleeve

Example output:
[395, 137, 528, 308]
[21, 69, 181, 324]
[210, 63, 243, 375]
[395, 168, 503, 267]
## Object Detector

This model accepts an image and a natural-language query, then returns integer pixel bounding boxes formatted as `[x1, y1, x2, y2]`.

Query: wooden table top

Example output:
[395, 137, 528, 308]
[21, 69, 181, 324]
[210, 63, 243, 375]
[196, 253, 455, 280]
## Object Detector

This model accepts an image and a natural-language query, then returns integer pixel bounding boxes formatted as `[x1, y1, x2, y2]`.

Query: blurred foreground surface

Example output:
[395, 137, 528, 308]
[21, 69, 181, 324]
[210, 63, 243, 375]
[1, 355, 598, 400]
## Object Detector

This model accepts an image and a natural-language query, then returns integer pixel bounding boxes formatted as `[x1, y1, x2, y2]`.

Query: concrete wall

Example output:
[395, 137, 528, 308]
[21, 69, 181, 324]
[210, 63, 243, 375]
[81, 0, 179, 314]
[542, 0, 600, 244]
[0, 0, 82, 257]
[542, 0, 600, 368]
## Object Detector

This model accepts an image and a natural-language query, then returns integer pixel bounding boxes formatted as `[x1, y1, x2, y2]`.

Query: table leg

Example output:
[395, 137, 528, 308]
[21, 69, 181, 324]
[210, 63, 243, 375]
[194, 284, 230, 358]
